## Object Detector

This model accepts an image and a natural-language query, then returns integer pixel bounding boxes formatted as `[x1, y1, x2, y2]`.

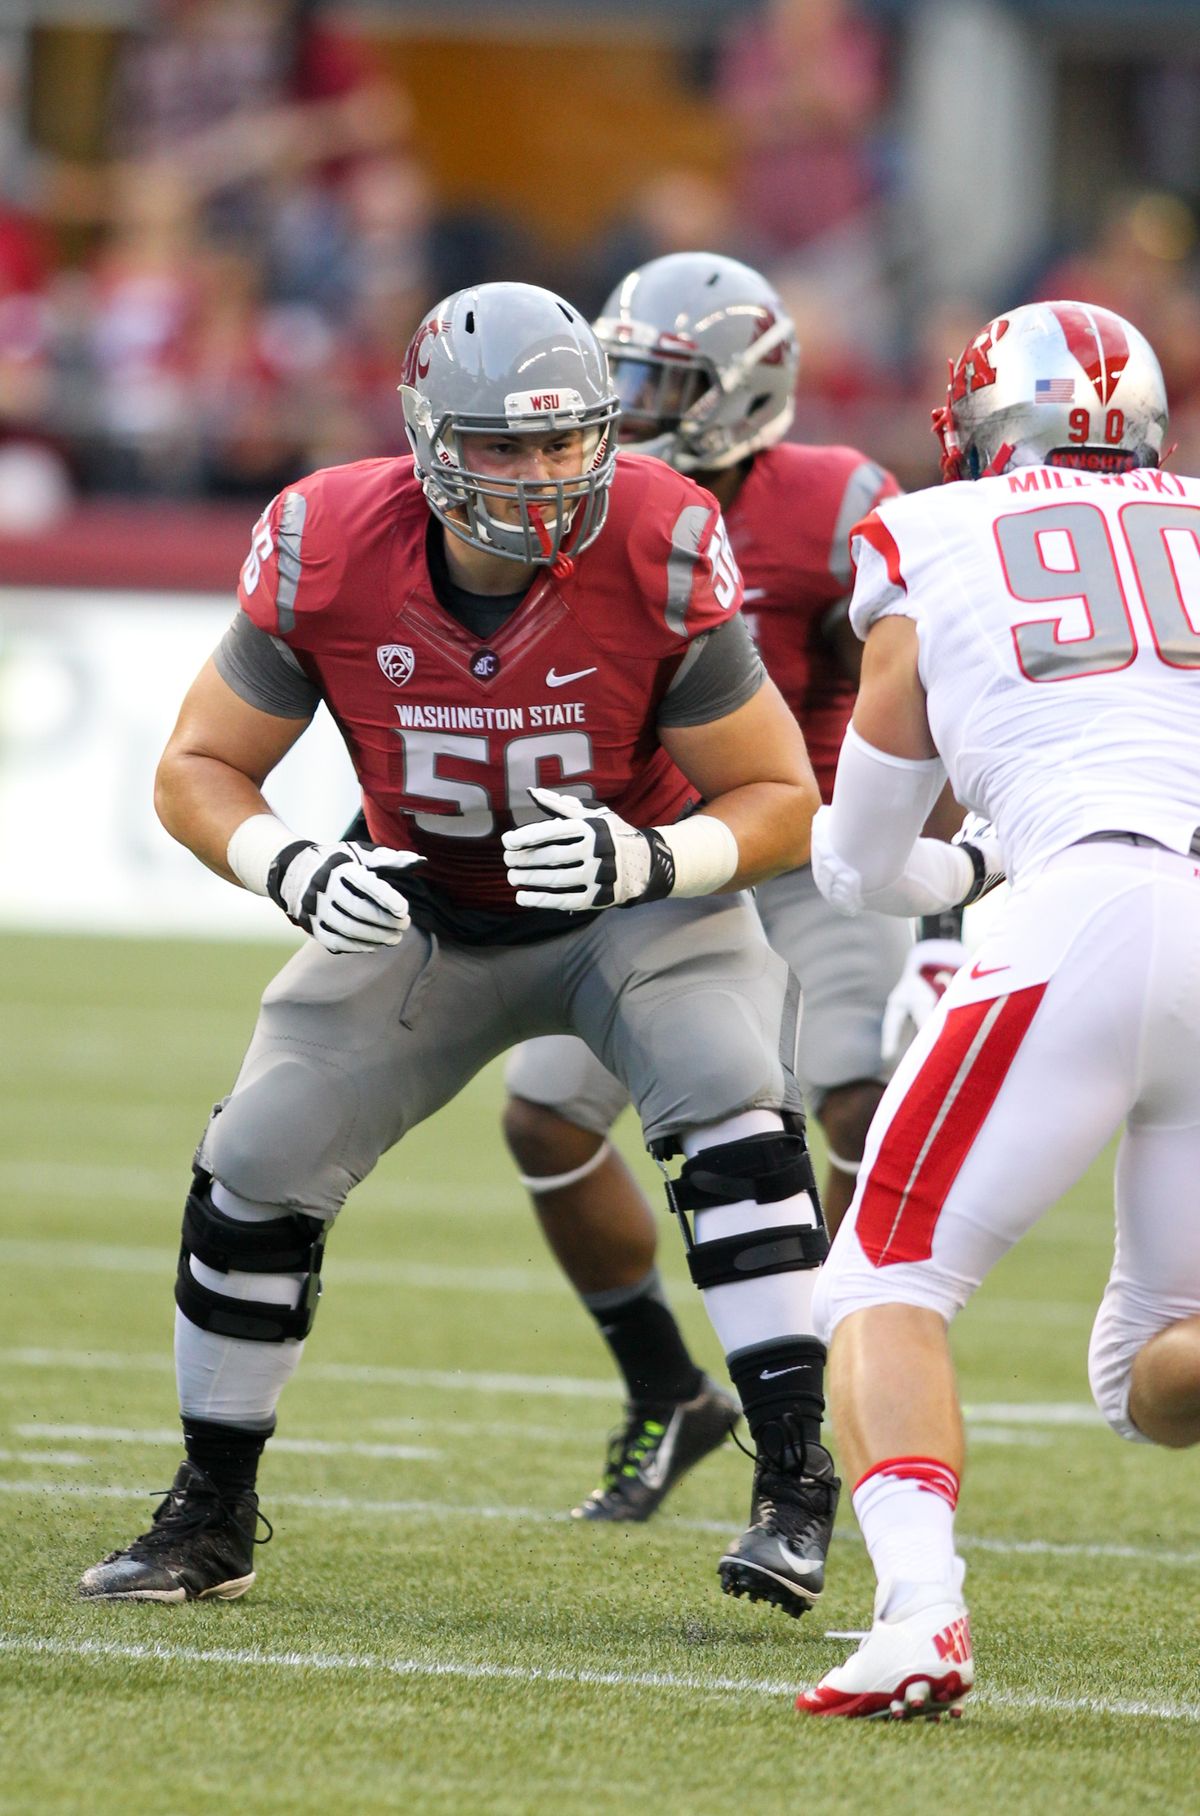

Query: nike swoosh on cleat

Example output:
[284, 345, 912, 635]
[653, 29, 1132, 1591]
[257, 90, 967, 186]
[637, 1411, 680, 1491]
[546, 666, 598, 688]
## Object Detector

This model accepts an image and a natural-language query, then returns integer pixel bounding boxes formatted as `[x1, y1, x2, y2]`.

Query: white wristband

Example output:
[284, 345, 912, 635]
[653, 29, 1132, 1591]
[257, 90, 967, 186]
[226, 812, 294, 897]
[654, 814, 739, 897]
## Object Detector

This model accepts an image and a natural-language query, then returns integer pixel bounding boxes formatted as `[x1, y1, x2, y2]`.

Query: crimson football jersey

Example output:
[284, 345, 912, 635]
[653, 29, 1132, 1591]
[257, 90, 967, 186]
[237, 451, 742, 915]
[724, 442, 898, 798]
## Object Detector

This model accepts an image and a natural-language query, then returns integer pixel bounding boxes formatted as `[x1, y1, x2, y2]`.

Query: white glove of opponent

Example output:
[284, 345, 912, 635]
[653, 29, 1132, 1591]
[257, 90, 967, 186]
[880, 936, 968, 1063]
[266, 839, 424, 954]
[502, 786, 675, 911]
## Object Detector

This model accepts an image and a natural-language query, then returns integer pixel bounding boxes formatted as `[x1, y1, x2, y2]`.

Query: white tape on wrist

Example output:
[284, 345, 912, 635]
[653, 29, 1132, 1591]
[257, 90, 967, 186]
[655, 815, 739, 898]
[226, 812, 294, 897]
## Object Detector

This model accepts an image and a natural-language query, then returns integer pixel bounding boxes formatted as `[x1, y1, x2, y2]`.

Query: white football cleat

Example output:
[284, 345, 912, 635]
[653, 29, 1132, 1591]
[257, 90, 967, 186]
[796, 1580, 974, 1720]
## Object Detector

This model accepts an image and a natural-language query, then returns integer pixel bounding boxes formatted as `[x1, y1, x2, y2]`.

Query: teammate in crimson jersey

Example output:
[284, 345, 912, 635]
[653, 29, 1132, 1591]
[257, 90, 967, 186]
[79, 280, 830, 1607]
[497, 254, 976, 1618]
[798, 300, 1200, 1720]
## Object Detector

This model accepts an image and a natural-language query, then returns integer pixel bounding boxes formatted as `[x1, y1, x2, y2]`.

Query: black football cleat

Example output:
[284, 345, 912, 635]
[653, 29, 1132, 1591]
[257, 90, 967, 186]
[718, 1441, 840, 1616]
[78, 1460, 268, 1602]
[572, 1376, 740, 1522]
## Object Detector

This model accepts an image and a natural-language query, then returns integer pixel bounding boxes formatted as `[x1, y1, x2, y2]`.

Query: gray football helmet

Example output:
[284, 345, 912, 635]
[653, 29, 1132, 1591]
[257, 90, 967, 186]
[933, 299, 1168, 482]
[399, 282, 619, 567]
[593, 252, 799, 473]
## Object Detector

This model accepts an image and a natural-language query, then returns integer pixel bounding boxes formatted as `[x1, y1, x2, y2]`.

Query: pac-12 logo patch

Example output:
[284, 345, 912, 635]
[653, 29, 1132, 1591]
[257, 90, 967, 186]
[377, 644, 415, 686]
[471, 648, 501, 680]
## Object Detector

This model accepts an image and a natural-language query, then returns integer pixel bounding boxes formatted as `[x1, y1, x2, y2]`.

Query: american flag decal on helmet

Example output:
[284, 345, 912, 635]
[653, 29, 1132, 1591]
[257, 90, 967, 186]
[1034, 378, 1074, 403]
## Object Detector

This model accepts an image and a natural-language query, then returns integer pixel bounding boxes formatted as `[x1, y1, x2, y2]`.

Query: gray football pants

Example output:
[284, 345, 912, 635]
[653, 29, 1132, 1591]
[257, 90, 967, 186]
[198, 892, 803, 1219]
[505, 864, 912, 1130]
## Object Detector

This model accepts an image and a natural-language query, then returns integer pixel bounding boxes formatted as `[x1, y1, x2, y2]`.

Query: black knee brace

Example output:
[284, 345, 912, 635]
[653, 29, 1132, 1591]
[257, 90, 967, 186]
[175, 1169, 327, 1343]
[664, 1132, 829, 1289]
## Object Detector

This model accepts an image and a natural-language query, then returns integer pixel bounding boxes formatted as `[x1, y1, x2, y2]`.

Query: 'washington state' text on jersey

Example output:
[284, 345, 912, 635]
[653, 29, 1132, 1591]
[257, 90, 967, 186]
[850, 464, 1200, 882]
[236, 452, 746, 915]
[726, 442, 898, 798]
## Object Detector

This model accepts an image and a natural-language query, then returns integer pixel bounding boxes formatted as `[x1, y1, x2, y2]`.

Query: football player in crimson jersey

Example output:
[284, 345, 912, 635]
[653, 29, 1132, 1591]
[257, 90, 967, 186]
[79, 280, 831, 1606]
[498, 254, 975, 1614]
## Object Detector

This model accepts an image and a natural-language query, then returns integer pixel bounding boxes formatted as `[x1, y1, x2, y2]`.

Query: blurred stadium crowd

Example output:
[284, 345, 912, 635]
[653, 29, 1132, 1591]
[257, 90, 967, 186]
[2, 0, 1200, 530]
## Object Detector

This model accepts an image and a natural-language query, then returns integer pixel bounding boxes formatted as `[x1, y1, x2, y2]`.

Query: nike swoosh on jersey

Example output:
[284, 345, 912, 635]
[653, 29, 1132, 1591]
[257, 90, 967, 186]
[546, 666, 598, 687]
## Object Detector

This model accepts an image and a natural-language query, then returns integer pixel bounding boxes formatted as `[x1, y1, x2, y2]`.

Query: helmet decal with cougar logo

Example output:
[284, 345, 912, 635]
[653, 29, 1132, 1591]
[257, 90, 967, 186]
[398, 283, 619, 569]
[593, 252, 800, 474]
[933, 300, 1168, 483]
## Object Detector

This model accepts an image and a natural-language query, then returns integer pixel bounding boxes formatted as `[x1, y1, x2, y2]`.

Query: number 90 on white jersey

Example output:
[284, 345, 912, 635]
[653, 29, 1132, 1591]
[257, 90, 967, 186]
[849, 469, 1200, 885]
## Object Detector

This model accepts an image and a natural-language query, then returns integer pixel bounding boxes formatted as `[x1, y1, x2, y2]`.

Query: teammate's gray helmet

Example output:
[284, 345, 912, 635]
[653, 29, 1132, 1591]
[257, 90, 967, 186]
[934, 299, 1168, 482]
[399, 282, 620, 566]
[593, 252, 799, 473]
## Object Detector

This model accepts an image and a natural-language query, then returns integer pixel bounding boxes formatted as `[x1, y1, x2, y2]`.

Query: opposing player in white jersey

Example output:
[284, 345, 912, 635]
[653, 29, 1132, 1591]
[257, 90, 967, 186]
[499, 254, 979, 1618]
[795, 299, 1200, 1719]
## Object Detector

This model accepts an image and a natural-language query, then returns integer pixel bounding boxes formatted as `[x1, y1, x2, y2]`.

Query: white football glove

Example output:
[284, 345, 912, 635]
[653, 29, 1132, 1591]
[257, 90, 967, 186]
[267, 840, 424, 954]
[501, 786, 674, 911]
[880, 936, 968, 1064]
[952, 812, 1006, 904]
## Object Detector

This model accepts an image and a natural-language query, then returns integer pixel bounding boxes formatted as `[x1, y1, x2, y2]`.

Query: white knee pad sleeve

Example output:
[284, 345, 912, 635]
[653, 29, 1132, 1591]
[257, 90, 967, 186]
[1088, 1283, 1157, 1444]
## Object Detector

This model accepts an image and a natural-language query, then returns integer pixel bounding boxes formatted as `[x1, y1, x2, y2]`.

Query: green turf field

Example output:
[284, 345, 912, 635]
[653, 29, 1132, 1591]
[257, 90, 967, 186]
[2, 931, 1198, 1814]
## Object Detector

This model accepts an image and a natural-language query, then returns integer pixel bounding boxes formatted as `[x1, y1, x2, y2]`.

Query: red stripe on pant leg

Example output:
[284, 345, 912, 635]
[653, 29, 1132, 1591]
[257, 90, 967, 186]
[857, 983, 1047, 1267]
[855, 997, 996, 1264]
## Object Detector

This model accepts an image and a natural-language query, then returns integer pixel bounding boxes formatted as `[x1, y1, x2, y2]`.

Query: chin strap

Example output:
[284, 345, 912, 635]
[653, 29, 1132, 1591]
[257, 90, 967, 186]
[528, 501, 577, 580]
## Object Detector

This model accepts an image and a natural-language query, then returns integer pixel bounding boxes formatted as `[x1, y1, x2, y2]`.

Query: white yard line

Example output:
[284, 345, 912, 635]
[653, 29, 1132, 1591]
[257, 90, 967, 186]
[0, 1239, 560, 1296]
[11, 1425, 438, 1461]
[0, 1635, 1196, 1724]
[0, 1348, 619, 1399]
[1, 1477, 1196, 1565]
[0, 1346, 1105, 1419]
[9, 1418, 1045, 1455]
[0, 1237, 1108, 1317]
[0, 1161, 517, 1214]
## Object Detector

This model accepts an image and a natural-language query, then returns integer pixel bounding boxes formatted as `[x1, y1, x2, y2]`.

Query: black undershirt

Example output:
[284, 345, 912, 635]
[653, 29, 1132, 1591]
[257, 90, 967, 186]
[424, 517, 530, 638]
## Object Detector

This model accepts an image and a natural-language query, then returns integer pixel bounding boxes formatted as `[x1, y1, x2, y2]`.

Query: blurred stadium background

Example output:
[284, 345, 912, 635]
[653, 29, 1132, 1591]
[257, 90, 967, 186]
[4, 9, 1200, 1803]
[4, 0, 1200, 935]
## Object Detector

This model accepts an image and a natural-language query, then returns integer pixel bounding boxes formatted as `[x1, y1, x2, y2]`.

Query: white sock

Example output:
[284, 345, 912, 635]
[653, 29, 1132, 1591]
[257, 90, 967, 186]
[852, 1460, 963, 1618]
[175, 1181, 310, 1429]
[681, 1113, 822, 1354]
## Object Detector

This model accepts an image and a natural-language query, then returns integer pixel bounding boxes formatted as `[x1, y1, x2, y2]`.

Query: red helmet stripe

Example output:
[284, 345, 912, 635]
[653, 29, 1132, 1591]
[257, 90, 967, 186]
[1048, 302, 1130, 406]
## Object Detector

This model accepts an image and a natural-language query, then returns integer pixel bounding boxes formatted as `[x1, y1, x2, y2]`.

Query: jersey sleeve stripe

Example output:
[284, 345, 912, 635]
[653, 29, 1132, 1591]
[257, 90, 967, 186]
[828, 461, 889, 587]
[663, 503, 713, 636]
[275, 490, 309, 634]
[852, 509, 906, 591]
